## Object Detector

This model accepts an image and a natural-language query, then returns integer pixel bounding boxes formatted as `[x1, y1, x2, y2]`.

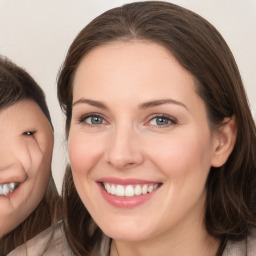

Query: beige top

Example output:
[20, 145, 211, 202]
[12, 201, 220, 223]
[222, 228, 256, 256]
[7, 221, 72, 256]
[99, 228, 256, 256]
[8, 225, 255, 255]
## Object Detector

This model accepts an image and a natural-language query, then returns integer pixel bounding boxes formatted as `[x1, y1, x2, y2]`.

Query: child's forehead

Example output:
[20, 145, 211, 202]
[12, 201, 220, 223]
[0, 100, 48, 130]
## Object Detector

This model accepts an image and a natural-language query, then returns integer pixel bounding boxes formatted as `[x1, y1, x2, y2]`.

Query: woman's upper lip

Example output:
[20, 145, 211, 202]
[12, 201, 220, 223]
[97, 177, 161, 185]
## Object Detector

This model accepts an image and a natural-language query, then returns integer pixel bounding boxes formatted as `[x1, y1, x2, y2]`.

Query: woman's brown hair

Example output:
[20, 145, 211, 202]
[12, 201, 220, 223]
[0, 56, 61, 255]
[57, 2, 256, 255]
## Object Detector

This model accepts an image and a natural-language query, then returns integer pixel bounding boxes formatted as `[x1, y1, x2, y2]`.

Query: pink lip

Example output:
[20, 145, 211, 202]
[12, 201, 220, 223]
[97, 179, 161, 209]
[0, 176, 26, 185]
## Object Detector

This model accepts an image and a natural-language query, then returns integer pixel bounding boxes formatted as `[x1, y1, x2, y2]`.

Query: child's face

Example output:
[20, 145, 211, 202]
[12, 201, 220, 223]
[0, 100, 53, 238]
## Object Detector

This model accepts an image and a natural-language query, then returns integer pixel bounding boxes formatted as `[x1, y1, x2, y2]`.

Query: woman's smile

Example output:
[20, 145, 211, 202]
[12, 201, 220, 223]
[96, 177, 162, 208]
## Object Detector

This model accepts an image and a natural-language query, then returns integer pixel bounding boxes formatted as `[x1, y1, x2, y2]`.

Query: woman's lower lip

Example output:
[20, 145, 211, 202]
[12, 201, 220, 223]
[98, 183, 158, 208]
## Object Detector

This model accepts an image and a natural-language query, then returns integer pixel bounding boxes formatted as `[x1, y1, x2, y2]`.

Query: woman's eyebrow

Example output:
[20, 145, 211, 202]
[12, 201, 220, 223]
[139, 99, 189, 111]
[72, 98, 108, 110]
[72, 98, 189, 112]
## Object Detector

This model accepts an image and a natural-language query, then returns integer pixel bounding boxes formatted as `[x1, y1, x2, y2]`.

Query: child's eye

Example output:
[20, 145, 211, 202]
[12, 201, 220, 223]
[23, 131, 35, 136]
[146, 115, 177, 127]
[79, 114, 107, 126]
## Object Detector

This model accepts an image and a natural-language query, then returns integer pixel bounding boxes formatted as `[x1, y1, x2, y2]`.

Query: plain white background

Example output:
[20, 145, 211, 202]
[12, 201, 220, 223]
[0, 0, 255, 192]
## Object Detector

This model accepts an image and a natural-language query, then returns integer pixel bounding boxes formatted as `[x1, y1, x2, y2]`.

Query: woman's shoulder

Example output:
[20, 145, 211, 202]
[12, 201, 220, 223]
[222, 227, 256, 256]
[7, 221, 72, 256]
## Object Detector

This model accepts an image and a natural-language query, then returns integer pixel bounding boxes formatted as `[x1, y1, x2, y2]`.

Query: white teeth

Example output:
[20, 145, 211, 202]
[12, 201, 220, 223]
[125, 185, 134, 197]
[0, 182, 18, 196]
[142, 184, 148, 194]
[9, 182, 16, 190]
[110, 185, 116, 195]
[2, 184, 8, 195]
[104, 183, 111, 193]
[116, 185, 125, 196]
[148, 185, 154, 193]
[103, 183, 160, 197]
[134, 185, 142, 195]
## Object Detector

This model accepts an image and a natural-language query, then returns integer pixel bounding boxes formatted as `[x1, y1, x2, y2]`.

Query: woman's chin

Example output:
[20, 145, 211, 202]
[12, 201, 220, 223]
[101, 225, 152, 242]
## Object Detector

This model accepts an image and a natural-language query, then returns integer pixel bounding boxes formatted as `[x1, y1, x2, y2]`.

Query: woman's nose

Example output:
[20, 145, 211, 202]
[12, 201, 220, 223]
[104, 126, 144, 170]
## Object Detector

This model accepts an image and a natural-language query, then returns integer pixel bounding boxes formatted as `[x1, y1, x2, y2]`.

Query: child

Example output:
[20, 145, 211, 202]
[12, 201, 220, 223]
[0, 56, 71, 255]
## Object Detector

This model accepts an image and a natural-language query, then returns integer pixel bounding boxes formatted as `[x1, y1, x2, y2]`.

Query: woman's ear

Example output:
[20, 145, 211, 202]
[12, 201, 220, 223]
[211, 116, 237, 167]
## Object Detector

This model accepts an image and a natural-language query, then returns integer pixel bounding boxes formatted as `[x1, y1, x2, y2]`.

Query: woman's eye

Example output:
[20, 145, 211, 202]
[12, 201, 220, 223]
[148, 116, 177, 127]
[80, 115, 106, 125]
[23, 131, 35, 136]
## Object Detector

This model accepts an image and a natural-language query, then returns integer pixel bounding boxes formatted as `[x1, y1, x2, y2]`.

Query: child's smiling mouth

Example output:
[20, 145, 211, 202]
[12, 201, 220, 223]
[0, 182, 20, 196]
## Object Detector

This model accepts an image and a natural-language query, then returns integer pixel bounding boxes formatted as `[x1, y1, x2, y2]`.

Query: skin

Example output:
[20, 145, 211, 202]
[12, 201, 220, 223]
[68, 41, 235, 256]
[0, 100, 53, 238]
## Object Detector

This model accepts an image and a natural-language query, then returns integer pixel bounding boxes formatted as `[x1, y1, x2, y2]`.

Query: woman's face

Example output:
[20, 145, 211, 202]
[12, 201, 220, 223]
[68, 41, 220, 242]
[0, 100, 53, 237]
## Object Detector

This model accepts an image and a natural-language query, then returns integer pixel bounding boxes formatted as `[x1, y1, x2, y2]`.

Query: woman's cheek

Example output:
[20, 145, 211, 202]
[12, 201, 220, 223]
[68, 133, 102, 175]
[69, 135, 85, 173]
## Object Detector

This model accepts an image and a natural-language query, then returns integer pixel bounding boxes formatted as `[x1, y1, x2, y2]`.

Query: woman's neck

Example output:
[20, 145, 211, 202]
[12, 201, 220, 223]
[110, 222, 220, 256]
